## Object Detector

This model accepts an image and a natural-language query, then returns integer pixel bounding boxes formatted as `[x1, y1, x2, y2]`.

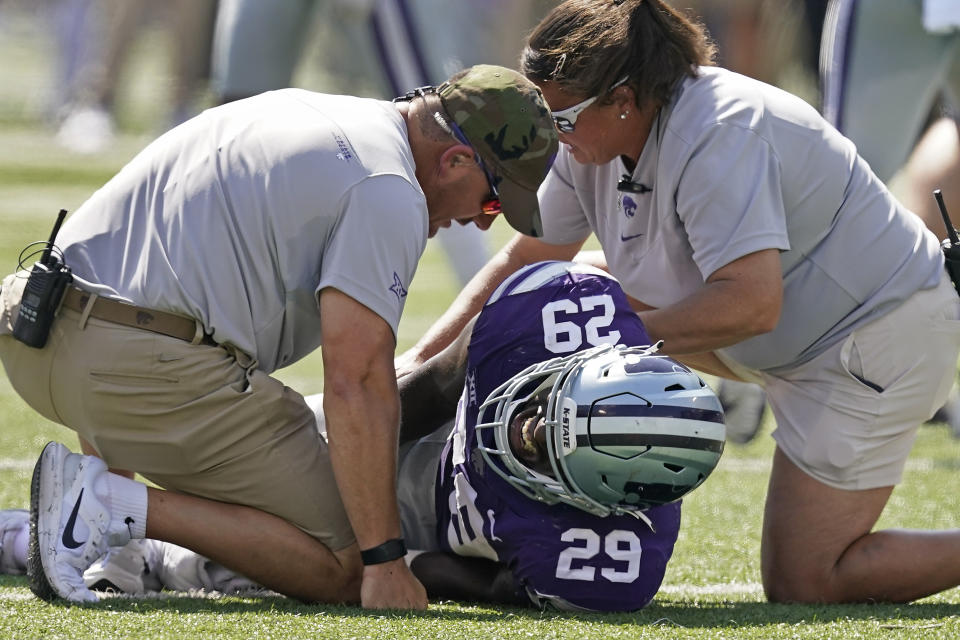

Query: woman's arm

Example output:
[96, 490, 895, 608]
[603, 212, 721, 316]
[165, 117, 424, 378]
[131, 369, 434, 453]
[639, 248, 783, 355]
[396, 233, 583, 376]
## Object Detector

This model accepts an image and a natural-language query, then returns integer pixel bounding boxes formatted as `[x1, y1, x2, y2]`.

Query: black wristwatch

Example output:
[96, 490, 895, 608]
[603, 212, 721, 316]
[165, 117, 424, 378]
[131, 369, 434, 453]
[360, 538, 407, 565]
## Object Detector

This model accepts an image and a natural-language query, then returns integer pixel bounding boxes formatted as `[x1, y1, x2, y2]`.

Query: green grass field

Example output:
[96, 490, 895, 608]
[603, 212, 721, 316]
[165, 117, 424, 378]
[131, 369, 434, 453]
[2, 5, 960, 639]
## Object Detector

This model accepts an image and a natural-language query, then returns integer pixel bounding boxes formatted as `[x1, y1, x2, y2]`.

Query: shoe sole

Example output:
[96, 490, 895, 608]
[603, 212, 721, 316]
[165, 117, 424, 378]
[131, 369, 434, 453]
[27, 442, 87, 602]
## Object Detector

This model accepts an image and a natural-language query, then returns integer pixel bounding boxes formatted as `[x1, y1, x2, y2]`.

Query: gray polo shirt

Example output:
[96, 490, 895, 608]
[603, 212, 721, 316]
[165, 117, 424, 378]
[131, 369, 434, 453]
[538, 66, 942, 372]
[59, 89, 427, 373]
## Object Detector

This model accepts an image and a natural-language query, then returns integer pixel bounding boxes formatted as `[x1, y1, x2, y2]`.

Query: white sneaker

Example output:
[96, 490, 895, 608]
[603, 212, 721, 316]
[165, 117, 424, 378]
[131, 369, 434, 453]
[29, 442, 131, 603]
[0, 509, 29, 575]
[717, 380, 767, 445]
[84, 539, 162, 595]
[155, 541, 261, 594]
[55, 106, 115, 154]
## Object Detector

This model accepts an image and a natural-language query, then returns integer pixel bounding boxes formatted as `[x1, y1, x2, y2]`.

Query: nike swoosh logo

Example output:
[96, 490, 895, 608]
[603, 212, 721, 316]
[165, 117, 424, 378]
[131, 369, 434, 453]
[620, 232, 644, 241]
[61, 488, 86, 549]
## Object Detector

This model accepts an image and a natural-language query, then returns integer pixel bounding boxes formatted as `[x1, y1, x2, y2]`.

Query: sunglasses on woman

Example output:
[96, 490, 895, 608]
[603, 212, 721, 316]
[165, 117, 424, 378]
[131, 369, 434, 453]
[551, 76, 630, 133]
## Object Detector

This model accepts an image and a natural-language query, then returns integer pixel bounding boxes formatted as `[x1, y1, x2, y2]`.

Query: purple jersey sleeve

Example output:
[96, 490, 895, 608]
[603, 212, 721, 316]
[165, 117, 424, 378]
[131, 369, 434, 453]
[434, 261, 682, 611]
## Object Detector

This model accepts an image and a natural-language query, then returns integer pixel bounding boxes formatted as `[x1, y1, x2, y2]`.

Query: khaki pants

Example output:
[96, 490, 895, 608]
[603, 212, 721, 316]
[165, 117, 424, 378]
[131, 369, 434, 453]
[0, 273, 354, 551]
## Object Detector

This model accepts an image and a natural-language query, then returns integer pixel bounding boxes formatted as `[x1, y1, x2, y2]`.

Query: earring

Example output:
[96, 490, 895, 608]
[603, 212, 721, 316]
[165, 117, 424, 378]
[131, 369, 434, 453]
[620, 111, 629, 120]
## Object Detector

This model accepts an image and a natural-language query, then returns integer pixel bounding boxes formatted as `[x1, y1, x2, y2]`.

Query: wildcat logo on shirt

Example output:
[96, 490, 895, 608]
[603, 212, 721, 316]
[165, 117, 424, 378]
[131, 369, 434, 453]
[389, 272, 407, 300]
[621, 195, 638, 218]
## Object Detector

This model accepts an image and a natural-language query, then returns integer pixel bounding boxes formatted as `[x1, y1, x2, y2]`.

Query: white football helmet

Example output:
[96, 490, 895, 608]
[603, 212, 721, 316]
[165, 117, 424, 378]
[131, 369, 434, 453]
[475, 343, 725, 518]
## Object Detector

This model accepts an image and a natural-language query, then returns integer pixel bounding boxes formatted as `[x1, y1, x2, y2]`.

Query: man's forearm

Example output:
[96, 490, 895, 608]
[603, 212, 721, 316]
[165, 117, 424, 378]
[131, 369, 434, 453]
[638, 249, 783, 355]
[323, 375, 403, 550]
[322, 350, 427, 609]
[318, 274, 427, 609]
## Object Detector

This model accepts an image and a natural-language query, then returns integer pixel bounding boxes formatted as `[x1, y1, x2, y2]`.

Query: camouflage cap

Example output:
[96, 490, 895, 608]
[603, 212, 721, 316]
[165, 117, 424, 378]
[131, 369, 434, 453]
[438, 64, 558, 237]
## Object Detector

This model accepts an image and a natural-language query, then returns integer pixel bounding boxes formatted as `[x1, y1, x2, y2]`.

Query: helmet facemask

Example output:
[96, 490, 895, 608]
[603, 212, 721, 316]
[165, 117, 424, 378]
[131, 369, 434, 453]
[475, 349, 586, 510]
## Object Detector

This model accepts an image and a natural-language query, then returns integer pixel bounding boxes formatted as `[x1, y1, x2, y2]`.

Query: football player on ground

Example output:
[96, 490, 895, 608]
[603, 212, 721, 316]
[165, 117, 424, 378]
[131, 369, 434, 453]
[3, 261, 724, 610]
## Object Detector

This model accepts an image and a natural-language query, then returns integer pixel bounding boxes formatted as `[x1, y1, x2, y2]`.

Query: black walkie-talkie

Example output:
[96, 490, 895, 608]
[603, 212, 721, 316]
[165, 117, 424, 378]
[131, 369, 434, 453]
[12, 209, 73, 348]
[935, 189, 960, 298]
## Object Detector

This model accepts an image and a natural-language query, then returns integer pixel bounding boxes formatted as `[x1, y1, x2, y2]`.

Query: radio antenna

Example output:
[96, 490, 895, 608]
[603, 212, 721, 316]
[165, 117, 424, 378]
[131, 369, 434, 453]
[40, 208, 68, 265]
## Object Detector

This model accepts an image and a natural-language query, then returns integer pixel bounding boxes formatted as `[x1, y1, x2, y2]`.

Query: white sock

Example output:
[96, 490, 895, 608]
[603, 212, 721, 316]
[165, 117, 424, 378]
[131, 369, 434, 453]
[95, 473, 148, 546]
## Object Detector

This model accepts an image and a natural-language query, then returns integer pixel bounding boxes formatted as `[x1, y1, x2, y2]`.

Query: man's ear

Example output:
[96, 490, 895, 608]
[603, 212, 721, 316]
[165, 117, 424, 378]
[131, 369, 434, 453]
[437, 144, 476, 178]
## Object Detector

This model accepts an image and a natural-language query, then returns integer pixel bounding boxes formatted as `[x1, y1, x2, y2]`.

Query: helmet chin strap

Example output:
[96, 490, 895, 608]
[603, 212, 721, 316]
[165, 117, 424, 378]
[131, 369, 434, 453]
[612, 505, 655, 532]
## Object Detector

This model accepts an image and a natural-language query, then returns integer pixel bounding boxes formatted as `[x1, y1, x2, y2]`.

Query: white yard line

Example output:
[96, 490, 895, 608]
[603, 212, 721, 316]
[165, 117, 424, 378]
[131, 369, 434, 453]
[0, 459, 34, 471]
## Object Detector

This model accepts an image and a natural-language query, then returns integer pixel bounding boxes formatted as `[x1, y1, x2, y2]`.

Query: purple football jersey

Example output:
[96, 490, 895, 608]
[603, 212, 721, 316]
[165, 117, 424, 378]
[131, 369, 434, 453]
[434, 261, 682, 611]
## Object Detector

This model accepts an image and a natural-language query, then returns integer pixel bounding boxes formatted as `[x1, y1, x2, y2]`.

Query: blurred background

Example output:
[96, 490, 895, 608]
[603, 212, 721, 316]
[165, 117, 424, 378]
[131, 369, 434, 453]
[0, 0, 823, 140]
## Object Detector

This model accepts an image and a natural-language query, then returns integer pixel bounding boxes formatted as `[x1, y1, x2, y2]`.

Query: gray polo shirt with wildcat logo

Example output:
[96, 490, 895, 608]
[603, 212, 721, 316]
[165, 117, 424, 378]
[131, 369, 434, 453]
[537, 66, 942, 373]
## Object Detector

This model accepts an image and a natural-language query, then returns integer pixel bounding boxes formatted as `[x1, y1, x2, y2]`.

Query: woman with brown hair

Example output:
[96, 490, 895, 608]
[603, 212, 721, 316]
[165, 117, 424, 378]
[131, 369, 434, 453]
[403, 0, 960, 605]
